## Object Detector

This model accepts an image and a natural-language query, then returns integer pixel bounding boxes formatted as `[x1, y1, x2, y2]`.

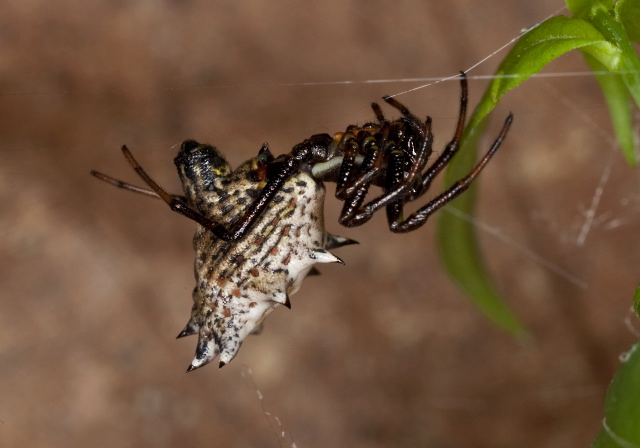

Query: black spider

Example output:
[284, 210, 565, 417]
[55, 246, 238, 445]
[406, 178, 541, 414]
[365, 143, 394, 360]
[91, 72, 513, 239]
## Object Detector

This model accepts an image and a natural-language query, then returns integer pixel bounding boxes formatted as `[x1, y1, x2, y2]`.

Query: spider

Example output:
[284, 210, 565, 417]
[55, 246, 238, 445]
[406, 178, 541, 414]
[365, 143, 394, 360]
[91, 72, 513, 370]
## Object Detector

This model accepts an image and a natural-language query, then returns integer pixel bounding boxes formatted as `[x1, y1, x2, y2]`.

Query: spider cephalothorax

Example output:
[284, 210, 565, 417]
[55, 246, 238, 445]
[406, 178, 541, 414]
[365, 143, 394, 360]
[91, 72, 512, 370]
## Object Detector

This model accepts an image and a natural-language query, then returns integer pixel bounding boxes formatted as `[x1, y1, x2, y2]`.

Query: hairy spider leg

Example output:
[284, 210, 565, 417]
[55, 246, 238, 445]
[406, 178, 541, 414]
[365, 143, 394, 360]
[370, 101, 386, 123]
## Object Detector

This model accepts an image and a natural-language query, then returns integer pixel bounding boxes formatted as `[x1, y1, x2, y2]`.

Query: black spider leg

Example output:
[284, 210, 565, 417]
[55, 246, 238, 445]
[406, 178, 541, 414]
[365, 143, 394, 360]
[338, 72, 513, 231]
[91, 142, 274, 206]
[377, 73, 470, 228]
[407, 72, 468, 200]
[346, 73, 467, 223]
[91, 141, 273, 203]
[117, 145, 241, 240]
[118, 136, 332, 242]
[338, 108, 434, 227]
[386, 113, 513, 232]
[377, 100, 434, 224]
[333, 127, 363, 201]
[90, 170, 186, 201]
[383, 121, 433, 226]
[381, 72, 469, 201]
[333, 99, 398, 204]
[333, 119, 391, 198]
[379, 72, 512, 232]
[337, 126, 390, 225]
[371, 100, 386, 123]
[337, 102, 403, 197]
[341, 128, 391, 195]
[334, 97, 424, 225]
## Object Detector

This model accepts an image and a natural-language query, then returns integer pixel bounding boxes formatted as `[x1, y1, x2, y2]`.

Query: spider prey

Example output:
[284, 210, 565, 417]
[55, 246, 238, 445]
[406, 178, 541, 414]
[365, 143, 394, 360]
[91, 72, 513, 371]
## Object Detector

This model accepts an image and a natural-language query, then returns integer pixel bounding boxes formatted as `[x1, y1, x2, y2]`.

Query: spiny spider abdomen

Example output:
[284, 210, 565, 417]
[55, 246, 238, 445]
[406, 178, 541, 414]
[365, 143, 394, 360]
[172, 141, 351, 369]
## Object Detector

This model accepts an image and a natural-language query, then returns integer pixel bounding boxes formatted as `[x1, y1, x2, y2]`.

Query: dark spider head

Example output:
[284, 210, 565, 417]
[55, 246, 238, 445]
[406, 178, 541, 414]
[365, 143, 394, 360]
[300, 133, 334, 162]
[174, 140, 232, 199]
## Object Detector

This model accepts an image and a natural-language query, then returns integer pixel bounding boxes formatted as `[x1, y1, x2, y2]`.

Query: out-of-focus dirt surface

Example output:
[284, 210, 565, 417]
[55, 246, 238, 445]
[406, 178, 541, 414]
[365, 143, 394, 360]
[2, 1, 639, 447]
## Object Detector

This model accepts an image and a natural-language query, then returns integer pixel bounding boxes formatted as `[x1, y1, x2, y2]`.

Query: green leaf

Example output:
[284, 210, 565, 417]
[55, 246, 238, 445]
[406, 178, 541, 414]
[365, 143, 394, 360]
[616, 0, 640, 43]
[566, 0, 592, 17]
[588, 5, 640, 135]
[437, 15, 618, 336]
[461, 16, 620, 152]
[436, 118, 525, 336]
[575, 2, 640, 166]
[634, 284, 640, 320]
[489, 15, 620, 106]
[566, 0, 615, 20]
[583, 53, 637, 166]
[591, 340, 640, 447]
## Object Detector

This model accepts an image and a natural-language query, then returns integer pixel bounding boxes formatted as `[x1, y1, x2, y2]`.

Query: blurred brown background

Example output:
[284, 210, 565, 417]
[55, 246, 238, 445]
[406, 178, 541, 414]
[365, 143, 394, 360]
[1, 1, 639, 447]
